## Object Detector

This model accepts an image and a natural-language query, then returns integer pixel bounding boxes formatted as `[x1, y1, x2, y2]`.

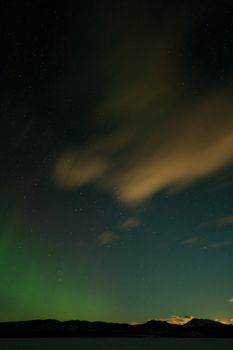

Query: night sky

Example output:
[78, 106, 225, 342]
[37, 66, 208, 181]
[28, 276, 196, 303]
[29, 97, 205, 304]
[1, 0, 233, 324]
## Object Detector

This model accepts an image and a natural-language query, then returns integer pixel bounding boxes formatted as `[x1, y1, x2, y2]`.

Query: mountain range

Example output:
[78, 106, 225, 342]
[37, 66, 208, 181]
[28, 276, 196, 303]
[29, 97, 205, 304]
[0, 318, 233, 338]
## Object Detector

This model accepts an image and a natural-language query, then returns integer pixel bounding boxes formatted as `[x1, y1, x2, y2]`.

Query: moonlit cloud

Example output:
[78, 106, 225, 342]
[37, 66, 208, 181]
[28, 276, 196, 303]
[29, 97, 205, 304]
[54, 149, 108, 188]
[181, 237, 200, 246]
[53, 3, 233, 206]
[203, 214, 233, 228]
[161, 315, 193, 325]
[218, 215, 233, 225]
[120, 218, 141, 230]
[218, 319, 233, 325]
[96, 231, 118, 246]
[207, 241, 232, 249]
[162, 315, 233, 325]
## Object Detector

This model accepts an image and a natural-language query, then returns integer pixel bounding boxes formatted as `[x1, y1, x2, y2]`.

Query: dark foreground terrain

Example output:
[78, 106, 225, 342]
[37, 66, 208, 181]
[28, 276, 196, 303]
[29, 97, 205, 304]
[0, 318, 233, 338]
[1, 338, 233, 350]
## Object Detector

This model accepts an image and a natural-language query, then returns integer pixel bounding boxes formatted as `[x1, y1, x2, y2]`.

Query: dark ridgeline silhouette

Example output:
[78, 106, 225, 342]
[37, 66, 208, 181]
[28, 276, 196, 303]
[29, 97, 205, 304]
[0, 318, 233, 338]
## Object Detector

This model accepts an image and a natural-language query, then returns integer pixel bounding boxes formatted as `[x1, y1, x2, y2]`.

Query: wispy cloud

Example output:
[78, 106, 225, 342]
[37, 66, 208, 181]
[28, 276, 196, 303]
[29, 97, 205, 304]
[180, 237, 231, 250]
[53, 3, 233, 206]
[120, 218, 141, 230]
[218, 215, 233, 226]
[218, 319, 233, 325]
[96, 231, 118, 246]
[181, 237, 200, 246]
[162, 315, 233, 325]
[201, 214, 233, 228]
[54, 149, 108, 189]
[207, 241, 232, 249]
[161, 315, 193, 325]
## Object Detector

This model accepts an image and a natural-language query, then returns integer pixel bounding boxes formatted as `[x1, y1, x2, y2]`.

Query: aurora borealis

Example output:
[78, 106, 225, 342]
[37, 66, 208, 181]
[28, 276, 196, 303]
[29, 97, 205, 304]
[1, 0, 233, 324]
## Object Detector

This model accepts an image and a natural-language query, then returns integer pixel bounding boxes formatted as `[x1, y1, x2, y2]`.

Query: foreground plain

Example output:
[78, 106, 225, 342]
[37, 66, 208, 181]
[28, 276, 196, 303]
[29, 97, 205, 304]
[1, 338, 233, 350]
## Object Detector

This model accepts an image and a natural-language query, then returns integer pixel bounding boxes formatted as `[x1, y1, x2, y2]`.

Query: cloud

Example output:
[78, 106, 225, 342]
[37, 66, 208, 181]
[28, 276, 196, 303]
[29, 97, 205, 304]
[207, 241, 232, 249]
[218, 215, 233, 226]
[53, 4, 233, 205]
[203, 214, 233, 228]
[54, 149, 108, 188]
[161, 315, 193, 325]
[181, 237, 200, 246]
[219, 319, 233, 325]
[130, 321, 140, 326]
[162, 315, 233, 325]
[96, 231, 118, 246]
[228, 298, 233, 303]
[180, 237, 232, 250]
[54, 99, 233, 205]
[120, 218, 141, 230]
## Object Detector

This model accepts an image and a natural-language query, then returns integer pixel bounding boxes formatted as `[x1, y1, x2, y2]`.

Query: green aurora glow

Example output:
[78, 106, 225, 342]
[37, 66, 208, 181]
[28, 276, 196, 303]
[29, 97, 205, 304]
[0, 227, 108, 321]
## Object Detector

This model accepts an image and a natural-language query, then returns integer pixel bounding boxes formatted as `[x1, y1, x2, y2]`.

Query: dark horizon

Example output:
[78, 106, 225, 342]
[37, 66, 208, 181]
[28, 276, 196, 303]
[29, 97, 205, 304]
[1, 315, 232, 326]
[1, 317, 233, 339]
